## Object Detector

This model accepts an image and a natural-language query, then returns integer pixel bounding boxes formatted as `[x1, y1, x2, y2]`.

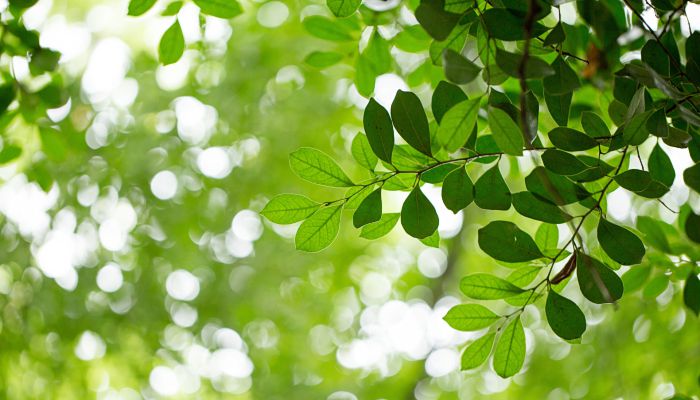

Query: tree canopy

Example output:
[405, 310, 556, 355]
[0, 0, 699, 398]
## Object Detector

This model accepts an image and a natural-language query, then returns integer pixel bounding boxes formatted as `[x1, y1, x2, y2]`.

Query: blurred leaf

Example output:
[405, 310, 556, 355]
[128, 0, 157, 16]
[684, 273, 700, 316]
[193, 0, 242, 18]
[327, 0, 361, 17]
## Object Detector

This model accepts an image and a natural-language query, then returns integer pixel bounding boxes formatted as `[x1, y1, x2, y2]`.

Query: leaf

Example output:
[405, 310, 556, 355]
[581, 111, 609, 138]
[437, 98, 480, 152]
[303, 16, 354, 41]
[326, 0, 361, 18]
[512, 192, 572, 224]
[643, 274, 669, 299]
[162, 1, 183, 15]
[422, 164, 459, 183]
[351, 133, 378, 171]
[576, 252, 624, 304]
[360, 213, 400, 239]
[548, 127, 598, 151]
[686, 212, 700, 244]
[525, 167, 590, 205]
[420, 230, 440, 248]
[684, 163, 700, 194]
[289, 147, 355, 187]
[391, 91, 432, 156]
[641, 40, 670, 76]
[415, 0, 461, 41]
[648, 144, 675, 187]
[304, 51, 344, 68]
[481, 8, 545, 41]
[541, 149, 590, 176]
[461, 332, 495, 370]
[622, 265, 651, 293]
[614, 169, 653, 192]
[363, 98, 394, 163]
[478, 221, 544, 263]
[345, 185, 375, 210]
[432, 81, 467, 124]
[545, 91, 571, 126]
[684, 273, 700, 316]
[495, 49, 554, 79]
[597, 218, 645, 265]
[441, 166, 474, 213]
[193, 0, 242, 18]
[159, 20, 185, 65]
[474, 164, 511, 210]
[0, 145, 22, 164]
[543, 23, 565, 46]
[353, 188, 382, 228]
[128, 0, 157, 16]
[546, 290, 586, 340]
[295, 205, 343, 252]
[646, 108, 669, 138]
[488, 107, 523, 156]
[401, 186, 439, 239]
[493, 316, 526, 378]
[354, 54, 377, 97]
[535, 223, 559, 251]
[443, 304, 500, 331]
[261, 194, 320, 224]
[443, 49, 481, 84]
[543, 56, 580, 95]
[459, 273, 525, 300]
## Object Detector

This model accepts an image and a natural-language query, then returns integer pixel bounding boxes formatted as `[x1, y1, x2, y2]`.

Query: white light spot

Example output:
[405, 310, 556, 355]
[197, 147, 232, 178]
[425, 348, 459, 377]
[231, 210, 263, 241]
[75, 331, 106, 361]
[166, 270, 200, 301]
[151, 170, 178, 200]
[417, 248, 447, 278]
[209, 349, 254, 378]
[150, 366, 180, 396]
[257, 1, 289, 28]
[374, 74, 408, 109]
[97, 263, 123, 293]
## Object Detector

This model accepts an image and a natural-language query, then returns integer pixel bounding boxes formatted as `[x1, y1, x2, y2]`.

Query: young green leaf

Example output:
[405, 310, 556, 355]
[535, 223, 559, 251]
[353, 188, 382, 228]
[351, 133, 378, 171]
[576, 252, 624, 304]
[459, 273, 525, 300]
[597, 218, 645, 265]
[548, 127, 598, 151]
[474, 165, 511, 210]
[326, 0, 361, 18]
[512, 192, 572, 224]
[443, 49, 481, 84]
[488, 107, 523, 156]
[441, 166, 474, 213]
[461, 332, 495, 370]
[289, 147, 355, 187]
[437, 98, 480, 152]
[363, 98, 394, 163]
[391, 90, 432, 156]
[420, 230, 440, 248]
[493, 316, 526, 378]
[401, 186, 439, 239]
[261, 194, 320, 224]
[443, 304, 500, 331]
[193, 0, 243, 18]
[683, 273, 700, 316]
[159, 20, 185, 65]
[477, 221, 544, 263]
[0, 145, 22, 164]
[295, 205, 343, 252]
[303, 16, 354, 41]
[128, 0, 157, 16]
[545, 290, 586, 340]
[432, 81, 467, 124]
[360, 213, 400, 239]
[304, 51, 344, 68]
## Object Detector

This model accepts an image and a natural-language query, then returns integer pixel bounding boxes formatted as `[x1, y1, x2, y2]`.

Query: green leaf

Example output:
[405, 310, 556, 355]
[686, 212, 700, 244]
[535, 223, 559, 251]
[290, 148, 355, 187]
[401, 186, 439, 239]
[420, 230, 440, 248]
[354, 54, 377, 97]
[493, 316, 526, 378]
[432, 81, 467, 124]
[0, 145, 22, 164]
[441, 166, 474, 213]
[641, 40, 670, 76]
[543, 56, 580, 95]
[295, 205, 343, 252]
[495, 49, 554, 79]
[391, 91, 432, 156]
[512, 192, 572, 224]
[546, 290, 586, 340]
[684, 273, 700, 316]
[474, 164, 511, 210]
[646, 108, 669, 138]
[541, 149, 590, 176]
[326, 0, 361, 17]
[581, 111, 609, 138]
[597, 218, 645, 265]
[684, 163, 700, 194]
[345, 185, 374, 210]
[507, 266, 542, 287]
[415, 0, 461, 41]
[437, 98, 480, 152]
[545, 91, 571, 126]
[162, 1, 183, 16]
[351, 133, 378, 171]
[304, 51, 344, 68]
[360, 213, 400, 239]
[459, 273, 525, 300]
[443, 49, 481, 84]
[576, 252, 624, 304]
[422, 164, 459, 183]
[478, 221, 544, 263]
[261, 194, 321, 224]
[548, 127, 598, 151]
[614, 169, 654, 192]
[128, 0, 157, 16]
[461, 332, 495, 370]
[643, 274, 669, 299]
[193, 0, 242, 18]
[622, 265, 651, 293]
[353, 188, 382, 228]
[159, 20, 185, 65]
[543, 23, 565, 46]
[443, 304, 500, 331]
[481, 8, 544, 41]
[363, 98, 394, 163]
[303, 16, 354, 41]
[525, 167, 590, 205]
[623, 111, 651, 145]
[648, 144, 675, 187]
[488, 107, 523, 156]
